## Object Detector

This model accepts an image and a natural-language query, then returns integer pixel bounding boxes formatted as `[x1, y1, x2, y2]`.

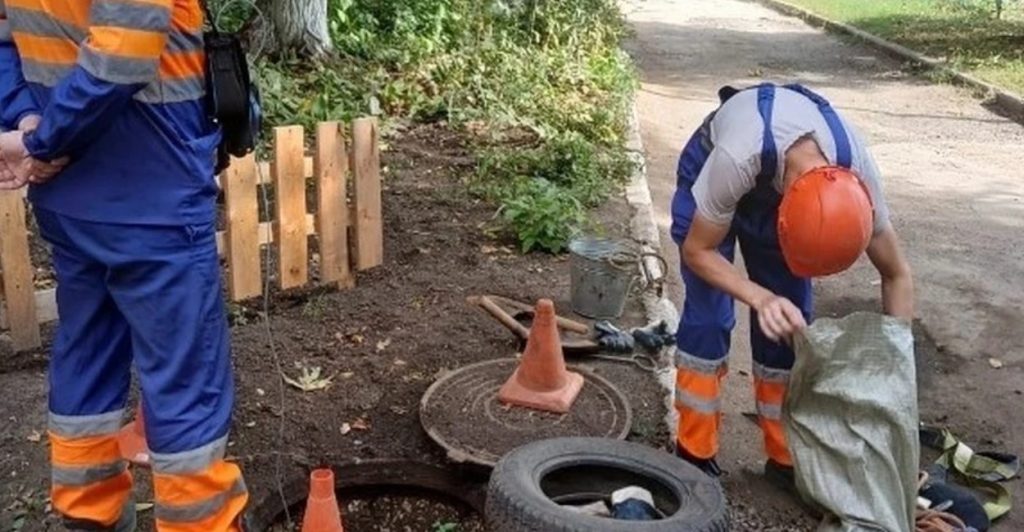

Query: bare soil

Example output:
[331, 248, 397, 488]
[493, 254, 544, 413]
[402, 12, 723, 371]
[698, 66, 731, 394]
[0, 124, 669, 531]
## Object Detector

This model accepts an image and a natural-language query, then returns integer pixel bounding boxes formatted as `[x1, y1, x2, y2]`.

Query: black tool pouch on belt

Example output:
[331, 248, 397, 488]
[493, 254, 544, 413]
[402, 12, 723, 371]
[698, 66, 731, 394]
[202, 2, 261, 174]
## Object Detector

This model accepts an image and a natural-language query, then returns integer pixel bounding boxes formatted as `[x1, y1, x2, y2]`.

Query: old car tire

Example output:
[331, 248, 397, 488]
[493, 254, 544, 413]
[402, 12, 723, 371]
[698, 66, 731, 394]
[486, 437, 728, 532]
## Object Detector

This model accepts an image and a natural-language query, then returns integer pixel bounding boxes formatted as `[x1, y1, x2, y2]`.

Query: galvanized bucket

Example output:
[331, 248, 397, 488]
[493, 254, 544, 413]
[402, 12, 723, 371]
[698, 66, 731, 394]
[568, 237, 665, 320]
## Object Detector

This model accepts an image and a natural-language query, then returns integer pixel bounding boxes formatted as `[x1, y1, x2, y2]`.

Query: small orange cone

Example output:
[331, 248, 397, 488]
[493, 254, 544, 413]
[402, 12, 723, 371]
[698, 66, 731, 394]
[117, 403, 150, 466]
[301, 468, 344, 532]
[497, 299, 584, 413]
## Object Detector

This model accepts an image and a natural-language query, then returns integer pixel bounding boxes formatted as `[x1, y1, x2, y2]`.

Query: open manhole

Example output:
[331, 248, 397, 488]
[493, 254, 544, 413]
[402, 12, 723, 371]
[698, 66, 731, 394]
[246, 460, 486, 532]
[420, 358, 632, 468]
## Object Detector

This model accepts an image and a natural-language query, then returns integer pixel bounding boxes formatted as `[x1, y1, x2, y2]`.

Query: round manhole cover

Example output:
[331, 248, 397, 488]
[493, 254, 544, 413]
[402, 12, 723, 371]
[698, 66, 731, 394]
[420, 358, 632, 468]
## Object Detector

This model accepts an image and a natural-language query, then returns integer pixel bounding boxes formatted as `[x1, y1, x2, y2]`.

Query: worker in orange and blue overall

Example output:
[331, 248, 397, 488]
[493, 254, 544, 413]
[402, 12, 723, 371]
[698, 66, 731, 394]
[670, 84, 914, 487]
[0, 0, 248, 529]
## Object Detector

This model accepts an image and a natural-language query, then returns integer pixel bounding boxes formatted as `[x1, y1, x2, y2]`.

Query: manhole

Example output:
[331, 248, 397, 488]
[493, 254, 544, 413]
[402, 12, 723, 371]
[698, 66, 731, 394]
[246, 460, 486, 532]
[420, 358, 632, 468]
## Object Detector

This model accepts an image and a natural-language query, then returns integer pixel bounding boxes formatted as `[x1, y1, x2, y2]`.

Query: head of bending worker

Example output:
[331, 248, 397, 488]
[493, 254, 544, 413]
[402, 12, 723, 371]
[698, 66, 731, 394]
[668, 83, 914, 486]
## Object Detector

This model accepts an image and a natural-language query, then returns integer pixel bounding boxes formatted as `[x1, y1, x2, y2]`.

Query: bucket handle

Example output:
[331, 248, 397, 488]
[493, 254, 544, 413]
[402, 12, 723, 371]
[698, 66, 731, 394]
[638, 251, 668, 298]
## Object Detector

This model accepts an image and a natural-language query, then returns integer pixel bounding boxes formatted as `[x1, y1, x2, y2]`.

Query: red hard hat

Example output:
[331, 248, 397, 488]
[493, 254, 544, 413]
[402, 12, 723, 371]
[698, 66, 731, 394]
[778, 166, 874, 278]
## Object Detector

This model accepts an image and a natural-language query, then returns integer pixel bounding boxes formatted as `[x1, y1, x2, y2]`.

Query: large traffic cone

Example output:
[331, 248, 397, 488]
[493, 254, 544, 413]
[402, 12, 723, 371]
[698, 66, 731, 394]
[301, 468, 344, 532]
[117, 403, 150, 467]
[497, 299, 584, 413]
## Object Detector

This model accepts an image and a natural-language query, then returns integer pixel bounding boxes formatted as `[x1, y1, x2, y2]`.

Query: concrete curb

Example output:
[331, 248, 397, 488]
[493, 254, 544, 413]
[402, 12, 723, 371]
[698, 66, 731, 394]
[622, 100, 681, 438]
[752, 0, 1024, 122]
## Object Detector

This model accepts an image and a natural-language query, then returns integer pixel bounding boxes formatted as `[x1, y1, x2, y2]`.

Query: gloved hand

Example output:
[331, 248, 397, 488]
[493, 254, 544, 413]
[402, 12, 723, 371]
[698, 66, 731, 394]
[594, 321, 635, 353]
[631, 320, 675, 352]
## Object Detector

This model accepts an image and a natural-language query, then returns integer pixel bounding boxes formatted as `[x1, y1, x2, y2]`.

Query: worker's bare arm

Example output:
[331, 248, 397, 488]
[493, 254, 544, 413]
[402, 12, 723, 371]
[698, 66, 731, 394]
[682, 213, 806, 341]
[866, 225, 914, 320]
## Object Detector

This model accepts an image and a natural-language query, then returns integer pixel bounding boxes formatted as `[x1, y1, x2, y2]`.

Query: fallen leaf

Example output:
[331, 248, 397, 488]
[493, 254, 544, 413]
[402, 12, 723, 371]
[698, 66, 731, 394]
[376, 338, 392, 352]
[135, 502, 154, 512]
[394, 359, 407, 366]
[26, 431, 41, 443]
[350, 334, 365, 345]
[340, 371, 355, 379]
[340, 423, 352, 435]
[244, 421, 256, 428]
[989, 358, 1004, 369]
[481, 245, 499, 254]
[352, 418, 370, 431]
[283, 365, 333, 392]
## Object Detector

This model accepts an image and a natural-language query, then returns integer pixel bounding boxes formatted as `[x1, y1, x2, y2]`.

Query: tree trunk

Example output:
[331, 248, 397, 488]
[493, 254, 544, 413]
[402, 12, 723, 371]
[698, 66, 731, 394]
[260, 0, 332, 58]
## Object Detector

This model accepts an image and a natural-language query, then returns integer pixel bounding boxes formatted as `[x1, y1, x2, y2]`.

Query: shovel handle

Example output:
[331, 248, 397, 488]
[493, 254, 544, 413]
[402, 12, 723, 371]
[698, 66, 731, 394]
[487, 295, 591, 335]
[469, 296, 531, 340]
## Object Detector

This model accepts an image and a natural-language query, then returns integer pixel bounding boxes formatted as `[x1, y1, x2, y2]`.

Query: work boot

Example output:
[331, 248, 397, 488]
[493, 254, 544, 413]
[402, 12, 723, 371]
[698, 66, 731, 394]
[675, 444, 722, 478]
[764, 459, 797, 496]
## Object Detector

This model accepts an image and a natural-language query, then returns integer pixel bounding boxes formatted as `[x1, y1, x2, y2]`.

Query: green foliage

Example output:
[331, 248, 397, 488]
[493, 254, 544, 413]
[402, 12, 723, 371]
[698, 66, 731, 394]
[239, 0, 636, 253]
[498, 177, 585, 254]
[787, 0, 1024, 94]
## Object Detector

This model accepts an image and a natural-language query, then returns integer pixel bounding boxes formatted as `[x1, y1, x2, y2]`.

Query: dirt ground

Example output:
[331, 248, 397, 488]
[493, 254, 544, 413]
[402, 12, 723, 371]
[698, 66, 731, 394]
[624, 0, 1024, 529]
[0, 124, 671, 531]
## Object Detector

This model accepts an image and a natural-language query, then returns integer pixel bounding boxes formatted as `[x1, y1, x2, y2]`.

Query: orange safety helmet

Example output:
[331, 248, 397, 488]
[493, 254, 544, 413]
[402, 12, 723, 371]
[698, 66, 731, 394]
[777, 166, 874, 278]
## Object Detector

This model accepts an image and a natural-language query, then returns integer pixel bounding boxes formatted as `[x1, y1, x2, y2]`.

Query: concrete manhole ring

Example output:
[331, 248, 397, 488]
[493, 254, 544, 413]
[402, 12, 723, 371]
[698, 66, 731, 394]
[420, 358, 633, 468]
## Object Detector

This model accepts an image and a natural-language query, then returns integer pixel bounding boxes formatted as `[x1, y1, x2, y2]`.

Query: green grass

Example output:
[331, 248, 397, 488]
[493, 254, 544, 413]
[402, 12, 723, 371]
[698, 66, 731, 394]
[785, 0, 1024, 94]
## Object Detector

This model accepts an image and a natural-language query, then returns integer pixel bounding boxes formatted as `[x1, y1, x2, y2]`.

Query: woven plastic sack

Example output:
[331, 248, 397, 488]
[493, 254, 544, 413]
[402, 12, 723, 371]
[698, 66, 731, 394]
[784, 312, 919, 532]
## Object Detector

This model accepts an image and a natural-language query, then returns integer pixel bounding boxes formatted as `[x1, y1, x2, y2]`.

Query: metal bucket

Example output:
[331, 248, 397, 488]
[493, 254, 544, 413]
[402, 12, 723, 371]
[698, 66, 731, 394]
[568, 237, 664, 320]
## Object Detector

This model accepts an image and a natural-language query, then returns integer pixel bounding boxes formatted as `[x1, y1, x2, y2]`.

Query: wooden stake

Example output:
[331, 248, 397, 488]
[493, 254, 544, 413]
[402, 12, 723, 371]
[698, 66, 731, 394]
[273, 126, 309, 290]
[0, 192, 40, 350]
[352, 117, 383, 270]
[222, 154, 262, 300]
[315, 122, 354, 288]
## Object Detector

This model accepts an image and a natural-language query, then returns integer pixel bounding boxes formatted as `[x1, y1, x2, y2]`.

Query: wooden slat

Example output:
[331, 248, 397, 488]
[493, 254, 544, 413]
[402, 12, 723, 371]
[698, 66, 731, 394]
[315, 122, 354, 288]
[215, 215, 316, 254]
[352, 117, 383, 270]
[215, 157, 313, 188]
[0, 192, 41, 349]
[222, 154, 262, 301]
[273, 126, 308, 289]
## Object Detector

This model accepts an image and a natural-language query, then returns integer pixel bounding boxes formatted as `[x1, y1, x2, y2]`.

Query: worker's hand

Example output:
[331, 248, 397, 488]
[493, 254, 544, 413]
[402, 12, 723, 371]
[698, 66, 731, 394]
[754, 294, 807, 343]
[17, 114, 41, 133]
[28, 156, 70, 185]
[0, 131, 31, 190]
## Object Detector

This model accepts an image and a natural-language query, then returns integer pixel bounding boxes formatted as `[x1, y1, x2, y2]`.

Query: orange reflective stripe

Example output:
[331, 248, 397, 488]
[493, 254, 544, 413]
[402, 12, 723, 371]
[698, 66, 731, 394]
[676, 407, 719, 459]
[159, 50, 203, 79]
[754, 378, 786, 406]
[7, 0, 90, 26]
[88, 26, 167, 59]
[170, 1, 203, 32]
[153, 460, 244, 506]
[155, 489, 248, 532]
[676, 368, 720, 401]
[11, 32, 78, 64]
[51, 471, 133, 526]
[760, 418, 792, 466]
[50, 433, 123, 468]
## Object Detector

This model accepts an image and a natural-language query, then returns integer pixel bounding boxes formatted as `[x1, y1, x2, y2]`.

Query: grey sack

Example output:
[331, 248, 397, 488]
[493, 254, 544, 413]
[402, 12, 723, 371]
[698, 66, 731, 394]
[785, 312, 920, 532]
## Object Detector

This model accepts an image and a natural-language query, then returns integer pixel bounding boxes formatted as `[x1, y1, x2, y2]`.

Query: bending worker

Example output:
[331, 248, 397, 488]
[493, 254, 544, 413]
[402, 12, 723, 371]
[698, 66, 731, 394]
[0, 0, 247, 530]
[670, 84, 914, 483]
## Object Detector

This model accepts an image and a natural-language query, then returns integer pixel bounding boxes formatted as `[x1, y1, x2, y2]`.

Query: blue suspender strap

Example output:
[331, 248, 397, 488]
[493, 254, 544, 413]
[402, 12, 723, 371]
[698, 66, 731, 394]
[784, 84, 853, 168]
[756, 84, 778, 184]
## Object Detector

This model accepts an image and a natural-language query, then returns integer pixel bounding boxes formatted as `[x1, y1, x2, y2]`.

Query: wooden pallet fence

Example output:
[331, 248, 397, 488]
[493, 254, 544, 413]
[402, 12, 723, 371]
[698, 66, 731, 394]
[0, 118, 384, 351]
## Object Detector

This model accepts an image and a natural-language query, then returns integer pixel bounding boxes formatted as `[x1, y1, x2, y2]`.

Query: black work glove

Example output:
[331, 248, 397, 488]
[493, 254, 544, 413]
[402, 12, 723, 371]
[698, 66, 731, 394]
[631, 320, 674, 352]
[594, 321, 635, 353]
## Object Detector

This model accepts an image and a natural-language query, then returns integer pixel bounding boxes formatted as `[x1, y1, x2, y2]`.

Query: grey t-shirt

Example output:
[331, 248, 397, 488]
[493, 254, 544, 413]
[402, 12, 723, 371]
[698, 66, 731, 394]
[691, 87, 891, 235]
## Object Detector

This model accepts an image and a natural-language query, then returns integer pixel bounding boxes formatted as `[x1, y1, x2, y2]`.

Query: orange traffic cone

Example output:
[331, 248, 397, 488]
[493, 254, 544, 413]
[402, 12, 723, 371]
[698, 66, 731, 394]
[497, 299, 584, 413]
[301, 468, 344, 532]
[117, 403, 150, 466]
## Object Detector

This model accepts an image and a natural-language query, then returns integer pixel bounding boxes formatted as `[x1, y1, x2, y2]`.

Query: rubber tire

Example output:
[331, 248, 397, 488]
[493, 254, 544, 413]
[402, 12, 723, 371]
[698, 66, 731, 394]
[486, 437, 729, 532]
